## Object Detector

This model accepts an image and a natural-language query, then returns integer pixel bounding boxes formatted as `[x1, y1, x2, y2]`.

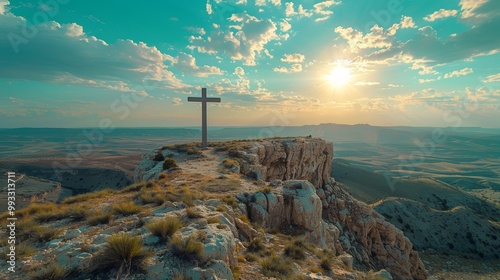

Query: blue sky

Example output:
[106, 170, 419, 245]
[0, 0, 499, 128]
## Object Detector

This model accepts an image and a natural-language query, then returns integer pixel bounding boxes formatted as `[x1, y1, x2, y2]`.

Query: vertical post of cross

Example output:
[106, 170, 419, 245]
[187, 88, 221, 147]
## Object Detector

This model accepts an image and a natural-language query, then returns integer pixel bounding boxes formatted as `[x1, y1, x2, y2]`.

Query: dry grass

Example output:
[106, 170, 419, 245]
[88, 233, 150, 276]
[32, 226, 63, 242]
[34, 205, 88, 222]
[247, 237, 265, 253]
[139, 191, 167, 205]
[261, 255, 294, 278]
[146, 216, 183, 240]
[222, 158, 239, 168]
[86, 211, 112, 226]
[186, 207, 203, 219]
[163, 158, 179, 170]
[284, 238, 314, 260]
[112, 201, 143, 216]
[120, 182, 148, 193]
[170, 235, 204, 261]
[207, 216, 220, 224]
[62, 190, 115, 204]
[29, 263, 67, 280]
[221, 195, 238, 209]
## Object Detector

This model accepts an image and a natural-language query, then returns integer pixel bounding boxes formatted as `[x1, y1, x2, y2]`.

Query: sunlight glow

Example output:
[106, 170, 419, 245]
[328, 65, 352, 87]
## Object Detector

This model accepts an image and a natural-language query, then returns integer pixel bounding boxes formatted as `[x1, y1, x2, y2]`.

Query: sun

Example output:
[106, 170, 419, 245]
[328, 66, 352, 87]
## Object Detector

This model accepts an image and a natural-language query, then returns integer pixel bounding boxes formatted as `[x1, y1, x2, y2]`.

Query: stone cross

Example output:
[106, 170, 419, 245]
[188, 88, 221, 147]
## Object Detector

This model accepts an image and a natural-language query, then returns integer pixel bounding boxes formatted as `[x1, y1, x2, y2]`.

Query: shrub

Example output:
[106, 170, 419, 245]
[238, 215, 250, 224]
[29, 263, 67, 280]
[221, 196, 238, 209]
[261, 255, 294, 278]
[87, 212, 112, 226]
[153, 152, 165, 161]
[320, 257, 331, 271]
[89, 233, 150, 275]
[245, 253, 259, 262]
[284, 238, 307, 260]
[120, 182, 147, 193]
[170, 235, 204, 261]
[186, 207, 203, 219]
[146, 216, 183, 240]
[222, 158, 239, 169]
[113, 202, 143, 216]
[207, 216, 220, 224]
[33, 226, 63, 242]
[163, 158, 178, 170]
[139, 192, 166, 205]
[247, 237, 265, 253]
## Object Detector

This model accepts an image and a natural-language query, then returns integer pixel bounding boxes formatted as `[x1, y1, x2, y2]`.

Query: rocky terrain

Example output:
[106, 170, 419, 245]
[0, 137, 429, 279]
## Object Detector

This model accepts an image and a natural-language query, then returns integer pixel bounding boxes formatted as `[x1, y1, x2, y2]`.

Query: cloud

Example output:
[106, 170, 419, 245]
[173, 53, 223, 77]
[190, 13, 278, 65]
[172, 97, 182, 106]
[460, 0, 500, 23]
[234, 66, 245, 77]
[418, 78, 437, 84]
[285, 2, 312, 17]
[335, 25, 395, 51]
[424, 9, 458, 22]
[280, 19, 291, 32]
[354, 81, 380, 86]
[0, 0, 9, 15]
[401, 16, 416, 28]
[444, 67, 473, 78]
[273, 63, 302, 73]
[281, 53, 305, 63]
[256, 0, 281, 6]
[314, 1, 339, 14]
[483, 73, 500, 83]
[0, 15, 188, 94]
[206, 2, 213, 14]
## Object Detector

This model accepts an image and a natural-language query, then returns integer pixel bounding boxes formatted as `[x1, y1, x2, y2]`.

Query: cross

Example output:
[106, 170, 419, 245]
[188, 88, 221, 147]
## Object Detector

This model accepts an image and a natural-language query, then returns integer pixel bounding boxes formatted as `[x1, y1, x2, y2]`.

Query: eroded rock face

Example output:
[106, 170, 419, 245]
[243, 138, 333, 187]
[245, 180, 337, 249]
[323, 183, 428, 280]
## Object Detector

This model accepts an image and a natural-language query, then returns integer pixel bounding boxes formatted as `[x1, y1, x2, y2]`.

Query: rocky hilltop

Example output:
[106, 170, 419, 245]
[1, 137, 427, 280]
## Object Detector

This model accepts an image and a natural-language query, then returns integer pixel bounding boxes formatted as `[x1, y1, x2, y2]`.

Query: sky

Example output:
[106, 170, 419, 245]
[0, 0, 499, 128]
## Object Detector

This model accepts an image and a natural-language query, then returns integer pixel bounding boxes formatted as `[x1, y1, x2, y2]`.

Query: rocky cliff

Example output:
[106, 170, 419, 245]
[2, 137, 429, 280]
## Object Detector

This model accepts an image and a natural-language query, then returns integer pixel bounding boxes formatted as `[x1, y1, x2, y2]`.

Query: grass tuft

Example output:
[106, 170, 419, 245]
[62, 190, 115, 204]
[186, 207, 203, 219]
[87, 212, 112, 226]
[247, 237, 265, 253]
[261, 255, 294, 278]
[146, 216, 183, 240]
[29, 263, 67, 280]
[221, 196, 238, 209]
[112, 202, 143, 216]
[163, 158, 178, 170]
[88, 233, 150, 276]
[170, 235, 204, 261]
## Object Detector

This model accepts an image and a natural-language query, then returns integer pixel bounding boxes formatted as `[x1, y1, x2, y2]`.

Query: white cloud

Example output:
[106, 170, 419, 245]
[401, 16, 416, 28]
[256, 0, 266, 6]
[270, 0, 281, 6]
[281, 53, 305, 63]
[280, 19, 291, 32]
[206, 2, 213, 14]
[314, 1, 339, 15]
[172, 97, 182, 106]
[444, 67, 473, 78]
[285, 2, 296, 17]
[424, 9, 458, 22]
[0, 0, 9, 14]
[190, 13, 278, 65]
[459, 0, 499, 23]
[298, 5, 313, 17]
[234, 66, 245, 77]
[273, 63, 302, 73]
[418, 78, 437, 84]
[174, 53, 223, 77]
[335, 25, 394, 51]
[483, 73, 500, 83]
[354, 81, 380, 86]
[0, 15, 188, 93]
[315, 16, 329, 22]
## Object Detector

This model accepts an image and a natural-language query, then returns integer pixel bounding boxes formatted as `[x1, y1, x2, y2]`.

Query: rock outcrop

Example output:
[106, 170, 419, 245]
[240, 137, 333, 188]
[322, 183, 427, 280]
